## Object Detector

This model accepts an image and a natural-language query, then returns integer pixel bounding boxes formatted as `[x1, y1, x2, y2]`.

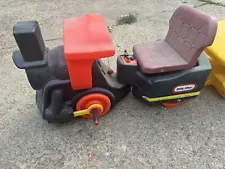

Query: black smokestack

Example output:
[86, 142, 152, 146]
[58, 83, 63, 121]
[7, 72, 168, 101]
[13, 20, 46, 62]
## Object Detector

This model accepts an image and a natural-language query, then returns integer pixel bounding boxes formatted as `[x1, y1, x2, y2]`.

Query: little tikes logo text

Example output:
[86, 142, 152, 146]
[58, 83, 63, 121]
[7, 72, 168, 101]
[173, 84, 197, 93]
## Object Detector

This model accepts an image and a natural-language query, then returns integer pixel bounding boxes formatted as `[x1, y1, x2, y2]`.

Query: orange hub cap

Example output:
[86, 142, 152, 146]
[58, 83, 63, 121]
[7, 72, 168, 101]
[76, 93, 111, 119]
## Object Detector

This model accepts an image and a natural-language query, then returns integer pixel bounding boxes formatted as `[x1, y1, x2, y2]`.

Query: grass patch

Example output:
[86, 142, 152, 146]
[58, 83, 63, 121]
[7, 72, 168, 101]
[116, 14, 137, 25]
[198, 0, 225, 7]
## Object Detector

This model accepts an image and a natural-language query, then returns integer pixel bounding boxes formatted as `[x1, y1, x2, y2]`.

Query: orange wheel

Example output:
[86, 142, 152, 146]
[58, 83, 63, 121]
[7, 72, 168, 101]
[161, 99, 185, 107]
[76, 93, 111, 119]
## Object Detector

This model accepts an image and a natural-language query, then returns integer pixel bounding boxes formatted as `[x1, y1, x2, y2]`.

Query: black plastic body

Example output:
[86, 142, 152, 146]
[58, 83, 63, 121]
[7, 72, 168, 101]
[117, 52, 211, 100]
[14, 45, 130, 123]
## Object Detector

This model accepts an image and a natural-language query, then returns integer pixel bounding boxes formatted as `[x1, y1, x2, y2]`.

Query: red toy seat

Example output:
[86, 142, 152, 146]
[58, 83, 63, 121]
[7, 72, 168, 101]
[64, 13, 115, 90]
[133, 5, 217, 74]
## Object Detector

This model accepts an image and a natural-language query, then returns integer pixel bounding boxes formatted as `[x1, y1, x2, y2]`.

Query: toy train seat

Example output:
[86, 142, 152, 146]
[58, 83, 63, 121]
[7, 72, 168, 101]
[133, 5, 217, 74]
[117, 5, 217, 106]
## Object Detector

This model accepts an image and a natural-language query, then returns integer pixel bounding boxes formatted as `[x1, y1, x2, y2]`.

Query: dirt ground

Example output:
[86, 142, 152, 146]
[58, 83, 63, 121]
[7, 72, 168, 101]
[1, 0, 225, 168]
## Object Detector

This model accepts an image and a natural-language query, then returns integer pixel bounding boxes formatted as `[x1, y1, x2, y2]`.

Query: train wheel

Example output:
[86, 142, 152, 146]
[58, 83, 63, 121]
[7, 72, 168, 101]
[76, 93, 111, 119]
[161, 98, 185, 107]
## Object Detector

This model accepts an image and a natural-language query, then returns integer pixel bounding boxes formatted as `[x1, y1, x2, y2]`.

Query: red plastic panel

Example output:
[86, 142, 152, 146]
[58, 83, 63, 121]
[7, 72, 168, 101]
[64, 13, 115, 60]
[63, 13, 115, 90]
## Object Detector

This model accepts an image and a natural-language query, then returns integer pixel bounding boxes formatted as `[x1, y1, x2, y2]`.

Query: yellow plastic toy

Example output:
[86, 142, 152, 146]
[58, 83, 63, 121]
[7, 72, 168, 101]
[205, 20, 225, 98]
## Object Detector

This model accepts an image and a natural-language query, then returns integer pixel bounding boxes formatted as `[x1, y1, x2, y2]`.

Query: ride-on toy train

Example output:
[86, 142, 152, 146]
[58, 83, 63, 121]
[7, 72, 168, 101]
[12, 5, 218, 125]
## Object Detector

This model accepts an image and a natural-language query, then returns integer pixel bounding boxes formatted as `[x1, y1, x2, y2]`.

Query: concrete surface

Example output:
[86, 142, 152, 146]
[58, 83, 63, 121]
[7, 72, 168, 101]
[1, 0, 225, 168]
[211, 0, 225, 6]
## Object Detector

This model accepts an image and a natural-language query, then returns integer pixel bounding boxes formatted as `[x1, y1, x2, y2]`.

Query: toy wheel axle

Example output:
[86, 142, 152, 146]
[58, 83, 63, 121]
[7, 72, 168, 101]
[92, 109, 99, 125]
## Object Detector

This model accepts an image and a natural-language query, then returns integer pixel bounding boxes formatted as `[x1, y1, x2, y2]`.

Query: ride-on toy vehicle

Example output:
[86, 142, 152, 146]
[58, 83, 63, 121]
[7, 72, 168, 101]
[205, 20, 225, 98]
[12, 5, 217, 124]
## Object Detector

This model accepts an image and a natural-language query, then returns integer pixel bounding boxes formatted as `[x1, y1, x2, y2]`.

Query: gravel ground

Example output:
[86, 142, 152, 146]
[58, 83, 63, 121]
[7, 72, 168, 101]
[1, 0, 225, 168]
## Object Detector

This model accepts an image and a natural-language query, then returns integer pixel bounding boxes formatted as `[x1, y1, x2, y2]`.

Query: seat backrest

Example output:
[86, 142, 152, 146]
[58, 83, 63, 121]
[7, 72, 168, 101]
[166, 5, 217, 65]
